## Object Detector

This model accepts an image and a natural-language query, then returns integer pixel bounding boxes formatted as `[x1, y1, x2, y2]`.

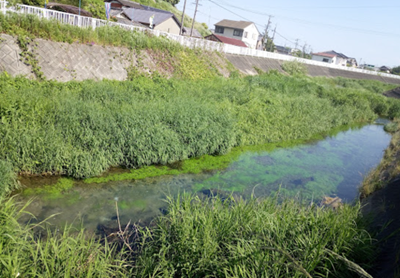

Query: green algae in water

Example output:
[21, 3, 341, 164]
[23, 178, 75, 200]
[83, 139, 308, 184]
[191, 125, 382, 200]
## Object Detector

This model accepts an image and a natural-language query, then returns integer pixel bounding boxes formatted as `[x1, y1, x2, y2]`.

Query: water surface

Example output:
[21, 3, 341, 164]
[17, 121, 391, 231]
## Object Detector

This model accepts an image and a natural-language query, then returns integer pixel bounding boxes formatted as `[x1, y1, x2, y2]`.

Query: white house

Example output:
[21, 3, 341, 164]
[311, 50, 349, 67]
[213, 19, 260, 49]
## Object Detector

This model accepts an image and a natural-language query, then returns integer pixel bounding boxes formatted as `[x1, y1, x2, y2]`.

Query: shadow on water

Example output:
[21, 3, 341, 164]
[15, 120, 392, 232]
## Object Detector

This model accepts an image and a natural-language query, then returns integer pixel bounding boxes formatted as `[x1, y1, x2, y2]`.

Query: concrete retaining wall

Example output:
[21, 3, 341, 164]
[1, 33, 400, 85]
[226, 54, 400, 85]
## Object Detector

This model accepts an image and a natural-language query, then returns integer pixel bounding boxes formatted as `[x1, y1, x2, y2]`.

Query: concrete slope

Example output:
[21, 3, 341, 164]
[226, 54, 400, 85]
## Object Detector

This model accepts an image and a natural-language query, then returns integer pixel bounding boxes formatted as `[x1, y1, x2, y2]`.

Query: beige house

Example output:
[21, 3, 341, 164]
[213, 19, 260, 49]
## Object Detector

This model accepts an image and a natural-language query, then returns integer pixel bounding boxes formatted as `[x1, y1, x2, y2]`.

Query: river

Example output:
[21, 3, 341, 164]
[16, 120, 391, 231]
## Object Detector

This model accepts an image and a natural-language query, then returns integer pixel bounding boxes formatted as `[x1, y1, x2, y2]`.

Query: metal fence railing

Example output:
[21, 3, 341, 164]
[1, 0, 399, 80]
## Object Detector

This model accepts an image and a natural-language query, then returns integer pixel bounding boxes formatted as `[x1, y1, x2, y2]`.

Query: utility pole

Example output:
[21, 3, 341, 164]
[302, 42, 307, 58]
[179, 0, 187, 35]
[190, 0, 199, 37]
[294, 38, 299, 51]
[264, 15, 273, 50]
[269, 25, 276, 52]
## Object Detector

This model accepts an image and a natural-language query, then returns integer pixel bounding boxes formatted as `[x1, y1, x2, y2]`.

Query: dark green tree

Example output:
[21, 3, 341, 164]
[165, 0, 180, 6]
[265, 37, 275, 52]
[392, 66, 400, 75]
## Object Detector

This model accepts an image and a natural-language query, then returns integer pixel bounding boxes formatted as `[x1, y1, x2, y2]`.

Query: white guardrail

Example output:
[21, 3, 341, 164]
[1, 0, 399, 80]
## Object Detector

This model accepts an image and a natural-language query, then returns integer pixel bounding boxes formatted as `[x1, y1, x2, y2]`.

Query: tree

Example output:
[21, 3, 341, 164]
[392, 66, 400, 75]
[165, 0, 180, 6]
[264, 37, 275, 52]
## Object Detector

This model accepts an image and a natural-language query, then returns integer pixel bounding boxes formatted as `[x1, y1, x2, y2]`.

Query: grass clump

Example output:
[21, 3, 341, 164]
[133, 194, 374, 277]
[0, 160, 18, 197]
[0, 196, 129, 277]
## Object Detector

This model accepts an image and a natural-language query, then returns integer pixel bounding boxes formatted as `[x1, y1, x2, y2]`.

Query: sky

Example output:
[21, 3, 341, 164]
[176, 0, 400, 67]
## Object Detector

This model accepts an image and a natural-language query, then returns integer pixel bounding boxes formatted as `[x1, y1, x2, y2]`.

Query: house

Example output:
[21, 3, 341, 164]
[122, 8, 181, 34]
[105, 0, 182, 35]
[182, 27, 202, 38]
[379, 66, 391, 73]
[205, 34, 248, 48]
[104, 0, 142, 10]
[256, 35, 264, 50]
[359, 64, 377, 71]
[213, 19, 260, 49]
[47, 2, 92, 17]
[311, 50, 349, 66]
[347, 57, 358, 68]
[274, 45, 291, 55]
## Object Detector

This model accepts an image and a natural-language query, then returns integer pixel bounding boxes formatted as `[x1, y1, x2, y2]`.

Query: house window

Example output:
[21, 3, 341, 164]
[233, 29, 243, 37]
[215, 26, 224, 34]
[244, 31, 248, 38]
[322, 58, 329, 63]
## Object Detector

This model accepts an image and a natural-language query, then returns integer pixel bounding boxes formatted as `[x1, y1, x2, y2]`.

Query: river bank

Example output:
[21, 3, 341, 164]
[361, 90, 400, 277]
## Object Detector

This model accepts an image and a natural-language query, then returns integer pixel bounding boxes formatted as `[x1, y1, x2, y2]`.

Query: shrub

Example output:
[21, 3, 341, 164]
[281, 60, 308, 76]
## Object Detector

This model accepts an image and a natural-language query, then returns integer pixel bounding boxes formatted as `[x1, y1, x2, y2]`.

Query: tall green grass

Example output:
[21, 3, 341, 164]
[0, 192, 376, 277]
[0, 160, 17, 197]
[0, 196, 129, 277]
[133, 194, 374, 277]
[0, 72, 398, 179]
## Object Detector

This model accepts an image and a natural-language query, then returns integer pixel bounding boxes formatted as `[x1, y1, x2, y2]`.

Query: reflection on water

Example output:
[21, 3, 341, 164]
[17, 121, 391, 231]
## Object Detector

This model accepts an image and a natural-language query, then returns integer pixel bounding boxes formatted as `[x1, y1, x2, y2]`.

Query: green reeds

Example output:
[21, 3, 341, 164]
[134, 194, 374, 277]
[0, 160, 18, 197]
[0, 72, 398, 180]
[0, 196, 129, 277]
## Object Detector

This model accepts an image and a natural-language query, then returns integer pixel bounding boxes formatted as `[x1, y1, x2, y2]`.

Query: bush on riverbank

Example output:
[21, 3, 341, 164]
[0, 73, 398, 179]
